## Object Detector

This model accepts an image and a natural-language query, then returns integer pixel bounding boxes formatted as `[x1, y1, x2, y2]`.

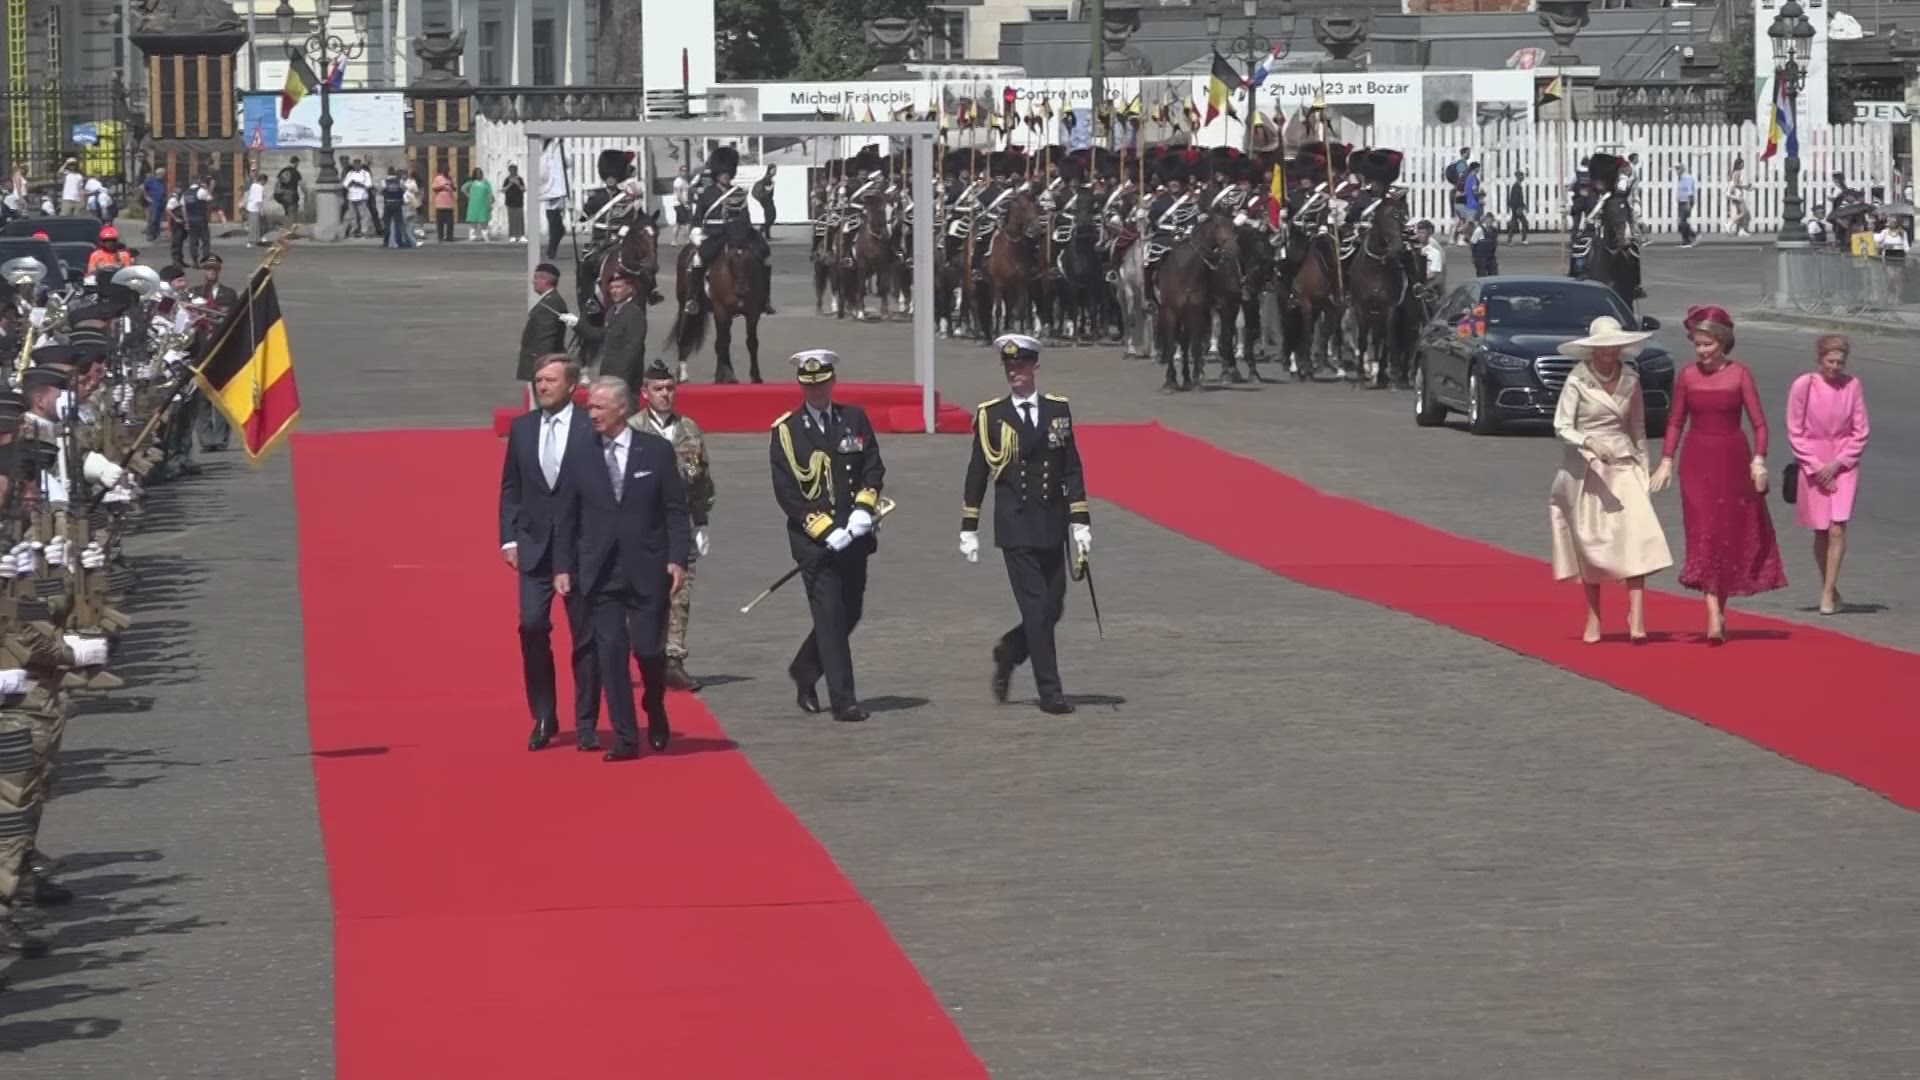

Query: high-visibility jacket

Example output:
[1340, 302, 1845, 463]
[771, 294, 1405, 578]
[86, 247, 132, 273]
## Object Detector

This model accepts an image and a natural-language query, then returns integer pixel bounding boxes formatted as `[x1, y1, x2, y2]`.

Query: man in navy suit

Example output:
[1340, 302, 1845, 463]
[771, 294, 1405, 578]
[554, 376, 692, 761]
[499, 353, 599, 751]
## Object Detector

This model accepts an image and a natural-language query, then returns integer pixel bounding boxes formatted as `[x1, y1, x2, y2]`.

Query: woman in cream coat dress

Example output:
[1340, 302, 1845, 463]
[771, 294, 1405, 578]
[1549, 316, 1675, 643]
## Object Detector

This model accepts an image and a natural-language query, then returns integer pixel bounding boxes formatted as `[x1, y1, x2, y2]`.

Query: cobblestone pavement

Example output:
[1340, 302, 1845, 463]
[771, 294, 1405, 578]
[6, 241, 1917, 1079]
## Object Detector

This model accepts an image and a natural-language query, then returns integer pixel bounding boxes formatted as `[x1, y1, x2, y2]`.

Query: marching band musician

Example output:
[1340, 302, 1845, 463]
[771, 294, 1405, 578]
[685, 145, 776, 317]
[769, 349, 884, 723]
[960, 334, 1092, 716]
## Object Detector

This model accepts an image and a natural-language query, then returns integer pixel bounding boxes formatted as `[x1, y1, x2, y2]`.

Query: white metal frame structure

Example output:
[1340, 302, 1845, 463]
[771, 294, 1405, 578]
[524, 120, 942, 433]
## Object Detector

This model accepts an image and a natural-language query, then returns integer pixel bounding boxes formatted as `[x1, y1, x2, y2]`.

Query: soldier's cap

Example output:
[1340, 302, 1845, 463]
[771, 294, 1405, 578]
[643, 358, 675, 383]
[995, 333, 1042, 363]
[200, 253, 223, 267]
[65, 331, 112, 361]
[29, 344, 80, 367]
[19, 438, 58, 472]
[158, 263, 188, 283]
[791, 349, 838, 384]
[22, 366, 69, 392]
[0, 389, 26, 429]
[64, 299, 126, 325]
[535, 261, 561, 278]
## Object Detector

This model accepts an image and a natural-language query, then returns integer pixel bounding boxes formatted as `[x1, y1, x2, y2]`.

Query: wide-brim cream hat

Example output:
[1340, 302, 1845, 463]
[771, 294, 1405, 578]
[1560, 315, 1651, 361]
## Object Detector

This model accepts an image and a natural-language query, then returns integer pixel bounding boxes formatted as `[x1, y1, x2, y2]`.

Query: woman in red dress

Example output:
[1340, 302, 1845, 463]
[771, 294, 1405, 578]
[1648, 306, 1787, 642]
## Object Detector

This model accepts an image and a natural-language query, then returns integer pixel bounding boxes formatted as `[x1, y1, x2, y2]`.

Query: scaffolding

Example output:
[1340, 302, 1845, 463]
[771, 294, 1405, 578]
[5, 0, 26, 178]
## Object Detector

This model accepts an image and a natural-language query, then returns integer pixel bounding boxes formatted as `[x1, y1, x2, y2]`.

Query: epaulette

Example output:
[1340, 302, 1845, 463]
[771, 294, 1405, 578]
[1043, 393, 1070, 404]
[770, 410, 792, 429]
[976, 396, 1004, 411]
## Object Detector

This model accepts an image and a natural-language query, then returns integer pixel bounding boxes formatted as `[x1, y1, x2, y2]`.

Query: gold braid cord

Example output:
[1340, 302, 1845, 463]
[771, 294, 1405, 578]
[976, 409, 1016, 480]
[778, 424, 833, 502]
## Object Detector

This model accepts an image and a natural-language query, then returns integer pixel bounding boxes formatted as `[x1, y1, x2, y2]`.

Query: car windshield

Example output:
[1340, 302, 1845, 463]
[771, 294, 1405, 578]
[1480, 284, 1627, 332]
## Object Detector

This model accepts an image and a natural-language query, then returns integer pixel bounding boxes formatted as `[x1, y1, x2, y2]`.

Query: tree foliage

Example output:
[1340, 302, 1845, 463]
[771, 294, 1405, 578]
[717, 0, 932, 81]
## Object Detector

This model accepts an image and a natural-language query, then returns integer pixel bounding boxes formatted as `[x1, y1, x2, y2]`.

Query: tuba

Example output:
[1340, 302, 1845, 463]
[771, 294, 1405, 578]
[111, 263, 171, 302]
[2, 255, 46, 290]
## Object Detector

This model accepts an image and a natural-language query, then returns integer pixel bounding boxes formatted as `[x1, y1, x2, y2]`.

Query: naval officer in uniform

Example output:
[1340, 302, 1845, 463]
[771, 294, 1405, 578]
[769, 349, 884, 722]
[959, 333, 1092, 714]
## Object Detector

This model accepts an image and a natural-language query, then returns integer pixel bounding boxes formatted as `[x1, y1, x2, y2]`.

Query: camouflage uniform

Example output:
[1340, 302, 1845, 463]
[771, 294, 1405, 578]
[630, 405, 714, 688]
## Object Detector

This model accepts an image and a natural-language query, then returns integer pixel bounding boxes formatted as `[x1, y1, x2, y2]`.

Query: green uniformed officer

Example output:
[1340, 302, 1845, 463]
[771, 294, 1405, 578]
[630, 358, 714, 691]
[769, 349, 885, 722]
[960, 333, 1091, 715]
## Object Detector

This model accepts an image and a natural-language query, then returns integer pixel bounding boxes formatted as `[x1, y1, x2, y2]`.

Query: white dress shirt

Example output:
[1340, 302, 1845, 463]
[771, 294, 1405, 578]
[1008, 390, 1041, 429]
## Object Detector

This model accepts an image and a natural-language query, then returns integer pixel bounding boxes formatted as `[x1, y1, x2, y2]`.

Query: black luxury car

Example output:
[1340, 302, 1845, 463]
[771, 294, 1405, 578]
[1412, 276, 1673, 437]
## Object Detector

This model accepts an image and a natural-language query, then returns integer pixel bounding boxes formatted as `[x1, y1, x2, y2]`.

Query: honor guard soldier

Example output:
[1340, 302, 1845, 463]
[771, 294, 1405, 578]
[583, 148, 638, 247]
[769, 349, 884, 722]
[959, 334, 1091, 714]
[630, 358, 714, 691]
[685, 145, 776, 317]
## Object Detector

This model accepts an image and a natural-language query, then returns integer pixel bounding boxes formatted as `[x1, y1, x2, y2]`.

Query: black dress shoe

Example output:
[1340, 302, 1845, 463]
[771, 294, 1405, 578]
[647, 717, 671, 752]
[527, 720, 557, 751]
[794, 678, 821, 714]
[1038, 696, 1076, 715]
[0, 917, 48, 959]
[576, 735, 602, 752]
[990, 644, 1013, 704]
[833, 704, 869, 723]
[603, 746, 640, 762]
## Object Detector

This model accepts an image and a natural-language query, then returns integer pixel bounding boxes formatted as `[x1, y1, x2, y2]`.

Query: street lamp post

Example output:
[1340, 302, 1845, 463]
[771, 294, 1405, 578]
[277, 0, 371, 241]
[1206, 1, 1291, 154]
[1768, 0, 1816, 245]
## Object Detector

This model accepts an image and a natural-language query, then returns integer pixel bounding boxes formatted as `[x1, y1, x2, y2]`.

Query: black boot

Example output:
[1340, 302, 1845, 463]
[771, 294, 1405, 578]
[760, 263, 777, 315]
[0, 910, 48, 959]
[684, 265, 706, 317]
[1144, 265, 1160, 312]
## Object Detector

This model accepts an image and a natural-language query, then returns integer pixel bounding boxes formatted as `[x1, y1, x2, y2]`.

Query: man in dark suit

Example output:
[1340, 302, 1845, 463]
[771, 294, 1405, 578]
[500, 353, 601, 750]
[554, 375, 691, 761]
[573, 272, 646, 390]
[768, 349, 885, 722]
[191, 255, 239, 452]
[517, 262, 571, 395]
[959, 334, 1091, 715]
[195, 254, 241, 311]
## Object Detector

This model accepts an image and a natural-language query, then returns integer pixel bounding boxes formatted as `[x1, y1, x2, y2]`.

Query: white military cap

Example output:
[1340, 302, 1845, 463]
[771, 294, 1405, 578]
[791, 348, 839, 384]
[994, 333, 1042, 362]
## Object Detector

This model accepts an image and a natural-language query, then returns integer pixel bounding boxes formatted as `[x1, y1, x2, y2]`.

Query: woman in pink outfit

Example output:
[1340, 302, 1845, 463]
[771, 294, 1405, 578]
[1785, 333, 1870, 614]
[1648, 305, 1787, 643]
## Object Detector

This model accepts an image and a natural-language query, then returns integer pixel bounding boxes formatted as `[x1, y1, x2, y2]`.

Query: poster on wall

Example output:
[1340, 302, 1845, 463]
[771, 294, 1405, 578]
[241, 92, 407, 151]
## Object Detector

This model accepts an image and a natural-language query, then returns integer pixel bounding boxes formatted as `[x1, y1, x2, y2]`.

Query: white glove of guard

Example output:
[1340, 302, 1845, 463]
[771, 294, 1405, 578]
[80, 543, 106, 570]
[959, 531, 980, 563]
[825, 527, 853, 551]
[12, 547, 34, 576]
[1072, 524, 1092, 556]
[559, 312, 580, 327]
[44, 536, 68, 568]
[64, 635, 108, 667]
[847, 508, 875, 537]
[0, 669, 27, 695]
[82, 451, 123, 489]
[694, 527, 711, 558]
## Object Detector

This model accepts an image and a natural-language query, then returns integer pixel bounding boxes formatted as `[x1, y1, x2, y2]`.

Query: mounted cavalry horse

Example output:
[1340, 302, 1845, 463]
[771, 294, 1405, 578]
[574, 148, 663, 371]
[1277, 140, 1352, 382]
[668, 145, 774, 383]
[1340, 148, 1416, 389]
[1572, 152, 1643, 311]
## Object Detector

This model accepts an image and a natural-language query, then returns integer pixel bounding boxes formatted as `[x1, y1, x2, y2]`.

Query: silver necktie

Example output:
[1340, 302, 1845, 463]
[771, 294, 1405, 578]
[605, 438, 623, 500]
[540, 415, 561, 488]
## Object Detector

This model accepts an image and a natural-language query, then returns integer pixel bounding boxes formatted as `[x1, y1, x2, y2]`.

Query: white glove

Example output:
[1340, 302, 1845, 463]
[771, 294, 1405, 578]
[847, 508, 874, 537]
[959, 531, 980, 563]
[1072, 524, 1092, 556]
[82, 451, 123, 489]
[559, 312, 579, 327]
[64, 635, 108, 667]
[0, 669, 26, 695]
[80, 543, 106, 570]
[44, 536, 68, 568]
[825, 527, 853, 551]
[12, 547, 33, 576]
[694, 527, 711, 558]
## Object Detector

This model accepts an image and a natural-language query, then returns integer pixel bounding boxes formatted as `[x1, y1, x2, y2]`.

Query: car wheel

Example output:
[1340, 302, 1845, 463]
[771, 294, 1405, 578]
[1467, 367, 1501, 435]
[1413, 355, 1447, 427]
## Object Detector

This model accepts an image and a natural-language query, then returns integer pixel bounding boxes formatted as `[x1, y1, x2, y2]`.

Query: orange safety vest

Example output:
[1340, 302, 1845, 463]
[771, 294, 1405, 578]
[87, 247, 132, 273]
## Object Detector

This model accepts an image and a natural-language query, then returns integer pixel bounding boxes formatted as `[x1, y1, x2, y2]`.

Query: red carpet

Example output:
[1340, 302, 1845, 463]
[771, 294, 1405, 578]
[491, 381, 974, 436]
[293, 427, 985, 1079]
[1078, 421, 1920, 811]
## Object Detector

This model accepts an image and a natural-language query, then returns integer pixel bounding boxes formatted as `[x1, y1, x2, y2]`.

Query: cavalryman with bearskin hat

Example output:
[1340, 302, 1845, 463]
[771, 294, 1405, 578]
[1142, 152, 1197, 313]
[686, 144, 776, 317]
[582, 148, 639, 248]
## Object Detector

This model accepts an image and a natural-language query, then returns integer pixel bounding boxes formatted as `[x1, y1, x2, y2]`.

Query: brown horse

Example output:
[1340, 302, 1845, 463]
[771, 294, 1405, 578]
[1286, 228, 1345, 382]
[978, 190, 1042, 338]
[665, 218, 767, 384]
[841, 190, 894, 321]
[575, 208, 661, 370]
[1344, 194, 1410, 388]
[1154, 213, 1240, 391]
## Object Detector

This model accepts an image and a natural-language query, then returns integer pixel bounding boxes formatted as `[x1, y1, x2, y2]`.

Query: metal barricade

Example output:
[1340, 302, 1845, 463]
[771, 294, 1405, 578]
[1761, 247, 1904, 321]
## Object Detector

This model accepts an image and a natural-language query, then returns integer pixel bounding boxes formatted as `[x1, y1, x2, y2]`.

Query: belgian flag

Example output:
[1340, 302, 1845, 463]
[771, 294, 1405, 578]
[1204, 51, 1243, 127]
[195, 267, 301, 461]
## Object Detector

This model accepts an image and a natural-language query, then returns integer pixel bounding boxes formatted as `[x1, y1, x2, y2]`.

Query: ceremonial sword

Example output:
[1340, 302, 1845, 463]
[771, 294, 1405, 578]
[1071, 550, 1103, 639]
[740, 497, 897, 615]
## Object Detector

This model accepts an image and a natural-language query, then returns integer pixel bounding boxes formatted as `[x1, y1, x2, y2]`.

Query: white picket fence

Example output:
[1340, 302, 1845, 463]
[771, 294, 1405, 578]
[474, 114, 1894, 236]
[1363, 121, 1894, 236]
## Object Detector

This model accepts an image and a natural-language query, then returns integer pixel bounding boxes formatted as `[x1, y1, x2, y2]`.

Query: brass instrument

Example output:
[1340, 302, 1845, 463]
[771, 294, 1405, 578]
[110, 264, 165, 299]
